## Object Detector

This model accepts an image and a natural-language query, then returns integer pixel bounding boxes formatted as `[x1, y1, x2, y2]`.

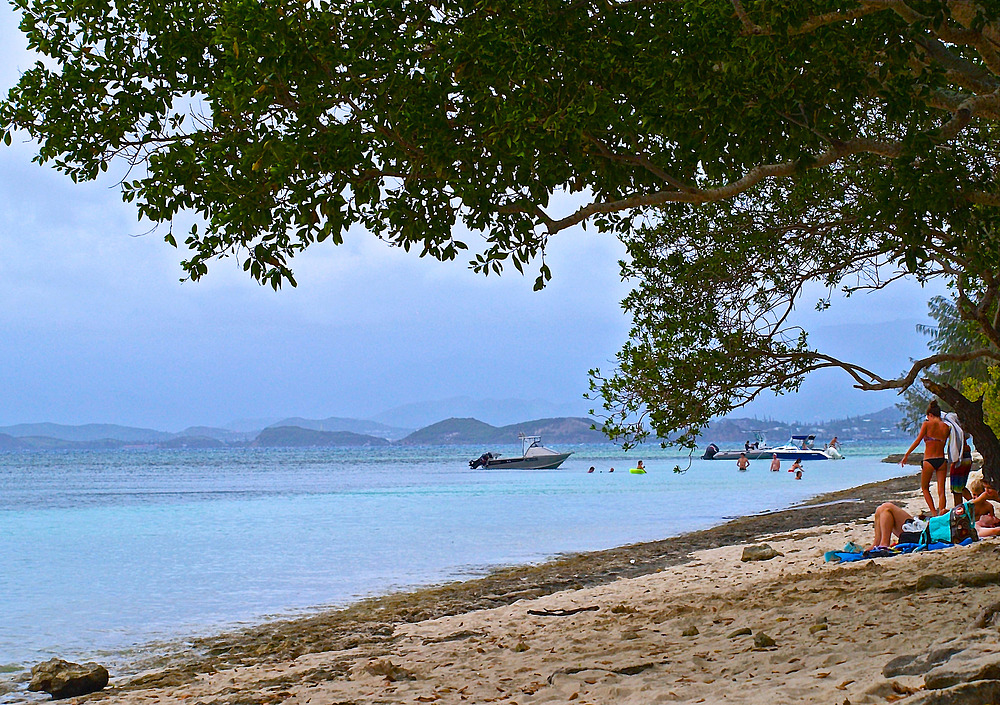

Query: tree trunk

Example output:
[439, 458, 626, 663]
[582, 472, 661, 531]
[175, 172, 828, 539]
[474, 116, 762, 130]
[922, 379, 1000, 489]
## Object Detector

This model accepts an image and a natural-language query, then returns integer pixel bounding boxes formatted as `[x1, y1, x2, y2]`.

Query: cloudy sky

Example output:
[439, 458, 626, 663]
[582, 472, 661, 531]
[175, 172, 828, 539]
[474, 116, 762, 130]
[0, 7, 941, 432]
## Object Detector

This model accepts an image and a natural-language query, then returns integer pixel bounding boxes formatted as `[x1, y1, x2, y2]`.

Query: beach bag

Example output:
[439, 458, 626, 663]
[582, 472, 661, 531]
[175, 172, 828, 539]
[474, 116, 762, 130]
[898, 517, 927, 544]
[920, 501, 977, 545]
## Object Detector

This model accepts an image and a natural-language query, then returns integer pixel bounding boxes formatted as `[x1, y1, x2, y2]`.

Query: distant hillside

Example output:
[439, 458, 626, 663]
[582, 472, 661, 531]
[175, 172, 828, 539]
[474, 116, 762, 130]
[398, 417, 606, 445]
[253, 426, 392, 447]
[704, 406, 910, 445]
[0, 422, 171, 443]
[8, 436, 131, 450]
[399, 418, 498, 445]
[176, 426, 255, 443]
[158, 435, 227, 449]
[267, 416, 413, 441]
[373, 397, 590, 429]
[0, 433, 26, 450]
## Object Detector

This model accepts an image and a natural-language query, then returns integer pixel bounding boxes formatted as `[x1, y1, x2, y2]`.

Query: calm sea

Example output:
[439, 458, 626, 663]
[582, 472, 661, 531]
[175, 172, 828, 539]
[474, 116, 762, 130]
[0, 442, 911, 697]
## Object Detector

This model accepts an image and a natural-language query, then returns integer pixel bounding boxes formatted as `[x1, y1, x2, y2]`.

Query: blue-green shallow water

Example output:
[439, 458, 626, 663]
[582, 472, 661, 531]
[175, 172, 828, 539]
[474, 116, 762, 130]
[0, 442, 912, 695]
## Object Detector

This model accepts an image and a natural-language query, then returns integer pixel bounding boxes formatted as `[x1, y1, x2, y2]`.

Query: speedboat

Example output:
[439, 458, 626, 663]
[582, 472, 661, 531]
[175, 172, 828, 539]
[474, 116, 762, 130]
[767, 435, 843, 461]
[702, 430, 774, 460]
[702, 432, 843, 461]
[469, 434, 572, 470]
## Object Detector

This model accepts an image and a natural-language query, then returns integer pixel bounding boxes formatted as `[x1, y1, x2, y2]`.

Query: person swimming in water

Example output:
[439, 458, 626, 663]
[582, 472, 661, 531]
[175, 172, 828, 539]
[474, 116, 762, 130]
[901, 399, 951, 516]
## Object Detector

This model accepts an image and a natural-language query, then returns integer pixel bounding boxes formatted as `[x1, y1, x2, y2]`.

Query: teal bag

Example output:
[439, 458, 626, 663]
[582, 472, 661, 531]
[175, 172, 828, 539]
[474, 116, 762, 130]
[921, 501, 977, 544]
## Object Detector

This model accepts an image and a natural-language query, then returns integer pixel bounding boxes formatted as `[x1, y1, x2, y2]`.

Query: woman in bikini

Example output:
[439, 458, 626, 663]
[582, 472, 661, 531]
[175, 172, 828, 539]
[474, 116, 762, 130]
[900, 399, 951, 516]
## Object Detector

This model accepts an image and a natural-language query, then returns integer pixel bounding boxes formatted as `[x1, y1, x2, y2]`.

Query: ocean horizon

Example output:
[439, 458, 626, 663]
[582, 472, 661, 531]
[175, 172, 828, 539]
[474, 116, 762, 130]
[0, 441, 914, 700]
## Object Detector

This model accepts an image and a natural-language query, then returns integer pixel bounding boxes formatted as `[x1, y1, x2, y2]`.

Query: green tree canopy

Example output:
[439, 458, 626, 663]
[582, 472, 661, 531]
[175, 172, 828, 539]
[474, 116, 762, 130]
[896, 295, 998, 431]
[3, 1, 1000, 473]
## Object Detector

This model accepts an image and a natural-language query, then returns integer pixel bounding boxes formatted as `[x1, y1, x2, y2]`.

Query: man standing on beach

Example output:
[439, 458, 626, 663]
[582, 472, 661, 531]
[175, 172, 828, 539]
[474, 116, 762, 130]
[737, 453, 750, 472]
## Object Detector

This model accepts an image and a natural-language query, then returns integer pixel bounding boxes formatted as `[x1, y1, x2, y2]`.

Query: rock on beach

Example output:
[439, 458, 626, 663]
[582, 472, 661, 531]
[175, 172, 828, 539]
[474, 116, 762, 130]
[28, 658, 109, 699]
[741, 543, 783, 562]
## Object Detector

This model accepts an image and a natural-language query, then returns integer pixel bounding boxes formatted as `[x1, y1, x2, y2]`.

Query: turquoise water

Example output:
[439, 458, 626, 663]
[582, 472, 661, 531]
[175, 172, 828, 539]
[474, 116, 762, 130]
[0, 442, 912, 695]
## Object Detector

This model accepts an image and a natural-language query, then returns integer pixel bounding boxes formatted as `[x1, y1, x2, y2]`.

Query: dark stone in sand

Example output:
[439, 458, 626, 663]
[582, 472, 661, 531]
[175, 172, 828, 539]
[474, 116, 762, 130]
[914, 574, 958, 591]
[884, 646, 965, 678]
[28, 658, 109, 699]
[959, 572, 1000, 588]
[753, 633, 776, 649]
[681, 626, 699, 637]
[741, 544, 782, 562]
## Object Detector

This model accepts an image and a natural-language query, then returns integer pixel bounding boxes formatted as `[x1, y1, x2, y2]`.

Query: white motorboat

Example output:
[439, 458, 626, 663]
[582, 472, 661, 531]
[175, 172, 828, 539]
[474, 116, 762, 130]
[702, 430, 774, 460]
[469, 434, 572, 470]
[766, 435, 843, 461]
[703, 433, 843, 461]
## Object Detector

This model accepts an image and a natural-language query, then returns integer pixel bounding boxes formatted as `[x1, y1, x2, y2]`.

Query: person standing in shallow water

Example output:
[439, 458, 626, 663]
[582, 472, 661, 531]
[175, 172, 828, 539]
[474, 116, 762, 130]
[737, 453, 750, 471]
[901, 399, 951, 516]
[769, 453, 780, 472]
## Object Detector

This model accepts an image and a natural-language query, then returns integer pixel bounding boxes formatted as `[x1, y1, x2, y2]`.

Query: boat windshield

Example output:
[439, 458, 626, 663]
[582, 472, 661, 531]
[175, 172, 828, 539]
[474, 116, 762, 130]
[519, 434, 542, 455]
[790, 435, 816, 450]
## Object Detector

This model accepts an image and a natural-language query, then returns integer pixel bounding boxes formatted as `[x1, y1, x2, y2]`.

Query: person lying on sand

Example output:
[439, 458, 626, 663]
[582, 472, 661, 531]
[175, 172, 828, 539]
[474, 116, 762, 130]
[869, 484, 1000, 550]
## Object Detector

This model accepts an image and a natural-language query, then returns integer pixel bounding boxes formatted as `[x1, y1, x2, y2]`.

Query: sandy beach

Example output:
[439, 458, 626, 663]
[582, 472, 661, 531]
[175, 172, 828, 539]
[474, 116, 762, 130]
[45, 472, 1000, 705]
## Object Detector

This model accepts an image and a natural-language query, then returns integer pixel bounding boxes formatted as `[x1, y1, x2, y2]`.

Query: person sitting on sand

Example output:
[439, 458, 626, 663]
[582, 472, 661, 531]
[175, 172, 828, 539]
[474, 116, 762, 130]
[901, 399, 951, 516]
[769, 454, 780, 472]
[737, 453, 750, 471]
[868, 483, 1000, 549]
[969, 476, 995, 519]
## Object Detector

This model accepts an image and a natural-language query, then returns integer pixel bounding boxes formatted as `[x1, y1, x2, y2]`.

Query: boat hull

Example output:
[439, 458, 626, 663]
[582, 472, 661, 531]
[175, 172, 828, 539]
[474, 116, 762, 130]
[709, 449, 774, 461]
[707, 449, 833, 461]
[484, 452, 573, 470]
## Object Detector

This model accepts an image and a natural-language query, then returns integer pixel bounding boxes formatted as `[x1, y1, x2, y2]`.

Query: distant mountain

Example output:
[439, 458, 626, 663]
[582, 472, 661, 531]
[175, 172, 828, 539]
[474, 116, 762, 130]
[0, 433, 26, 450]
[0, 422, 171, 443]
[158, 435, 227, 449]
[176, 426, 257, 443]
[222, 417, 283, 433]
[9, 436, 131, 450]
[705, 406, 910, 445]
[253, 426, 392, 447]
[398, 417, 606, 445]
[267, 416, 413, 441]
[372, 397, 590, 429]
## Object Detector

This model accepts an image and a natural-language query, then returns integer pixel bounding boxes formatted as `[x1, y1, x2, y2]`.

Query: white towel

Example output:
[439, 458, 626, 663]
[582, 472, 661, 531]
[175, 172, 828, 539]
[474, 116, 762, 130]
[943, 412, 964, 465]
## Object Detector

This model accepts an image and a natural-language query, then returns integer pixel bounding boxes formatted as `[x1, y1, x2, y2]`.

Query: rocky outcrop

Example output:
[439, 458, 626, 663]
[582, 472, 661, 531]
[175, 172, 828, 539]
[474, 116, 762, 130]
[740, 544, 782, 562]
[885, 631, 1000, 704]
[28, 658, 109, 699]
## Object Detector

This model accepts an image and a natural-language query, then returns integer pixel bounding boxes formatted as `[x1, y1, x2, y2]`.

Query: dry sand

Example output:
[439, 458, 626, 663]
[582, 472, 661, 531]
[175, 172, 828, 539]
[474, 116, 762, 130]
[67, 474, 1000, 705]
